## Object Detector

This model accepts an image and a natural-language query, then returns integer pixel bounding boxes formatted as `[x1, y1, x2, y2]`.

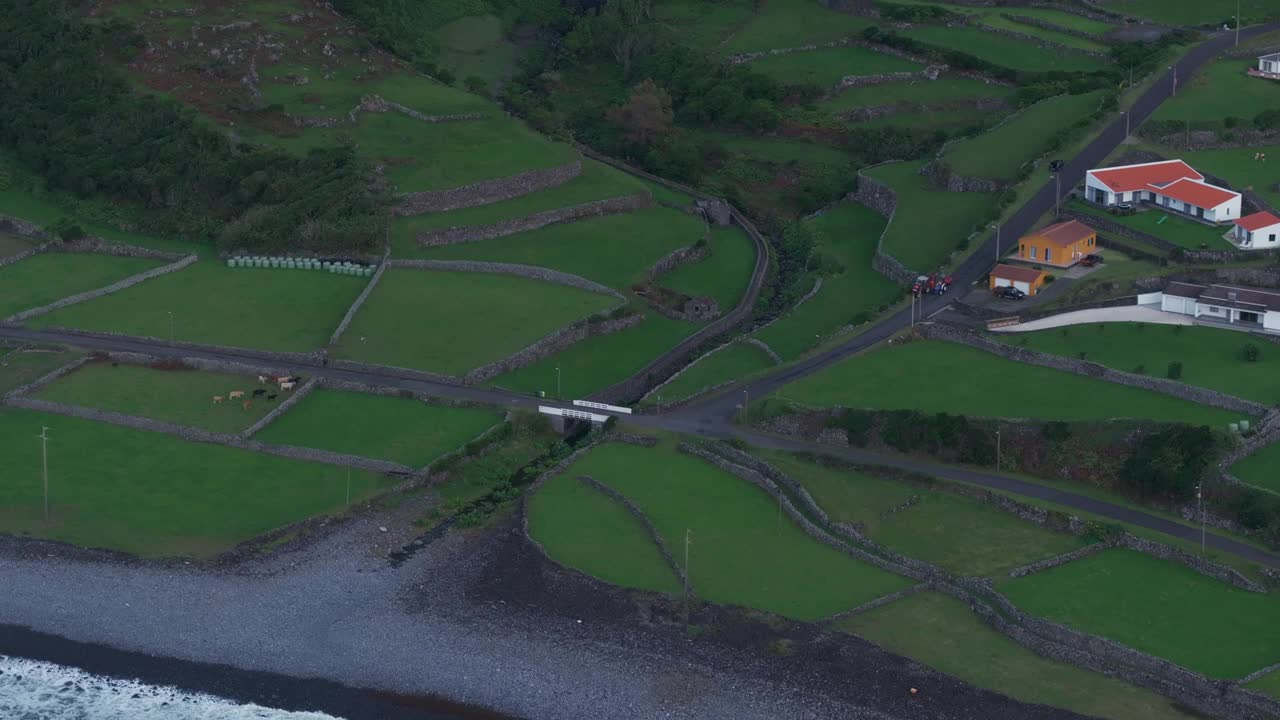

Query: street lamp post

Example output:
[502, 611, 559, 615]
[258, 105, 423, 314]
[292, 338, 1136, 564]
[742, 389, 749, 425]
[1197, 483, 1206, 555]
[991, 224, 1002, 265]
[1169, 65, 1177, 95]
[167, 311, 174, 342]
[1237, 0, 1242, 46]
[38, 426, 50, 525]
[555, 364, 561, 400]
[1122, 110, 1129, 137]
[996, 429, 1001, 471]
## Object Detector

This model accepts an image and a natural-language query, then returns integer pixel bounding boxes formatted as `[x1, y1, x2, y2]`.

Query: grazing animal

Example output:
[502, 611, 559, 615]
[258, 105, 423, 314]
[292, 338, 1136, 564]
[252, 389, 266, 397]
[287, 375, 302, 383]
[242, 399, 253, 410]
[229, 390, 245, 400]
[267, 393, 278, 401]
[280, 381, 296, 392]
[258, 375, 268, 384]
[275, 376, 291, 384]
[212, 396, 224, 404]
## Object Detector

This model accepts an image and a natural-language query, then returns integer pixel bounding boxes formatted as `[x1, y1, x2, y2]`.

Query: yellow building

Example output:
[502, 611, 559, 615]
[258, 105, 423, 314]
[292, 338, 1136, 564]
[1017, 219, 1097, 268]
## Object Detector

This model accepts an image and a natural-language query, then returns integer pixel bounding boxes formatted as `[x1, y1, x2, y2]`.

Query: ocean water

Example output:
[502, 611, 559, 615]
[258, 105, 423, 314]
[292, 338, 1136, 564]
[0, 655, 345, 720]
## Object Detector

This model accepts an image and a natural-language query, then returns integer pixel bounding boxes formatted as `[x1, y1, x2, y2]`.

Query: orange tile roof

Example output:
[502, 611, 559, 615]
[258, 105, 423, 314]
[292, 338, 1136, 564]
[1235, 211, 1280, 231]
[1154, 178, 1239, 209]
[1088, 160, 1202, 192]
[1024, 219, 1094, 248]
[991, 264, 1044, 284]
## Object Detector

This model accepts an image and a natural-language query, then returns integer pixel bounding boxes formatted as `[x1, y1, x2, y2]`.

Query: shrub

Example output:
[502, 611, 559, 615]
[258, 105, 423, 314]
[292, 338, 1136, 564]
[464, 75, 488, 96]
[49, 217, 85, 242]
[1133, 364, 1146, 375]
[1167, 360, 1183, 379]
[1244, 343, 1260, 362]
[1041, 421, 1071, 443]
[1119, 425, 1217, 501]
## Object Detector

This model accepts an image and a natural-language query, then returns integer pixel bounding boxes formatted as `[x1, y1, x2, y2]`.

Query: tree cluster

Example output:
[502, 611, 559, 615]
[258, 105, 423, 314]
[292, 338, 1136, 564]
[1, 0, 387, 254]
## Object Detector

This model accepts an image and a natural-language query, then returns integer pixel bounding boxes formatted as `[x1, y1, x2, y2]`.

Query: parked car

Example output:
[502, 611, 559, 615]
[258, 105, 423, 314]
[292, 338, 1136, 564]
[1080, 254, 1105, 267]
[911, 274, 929, 296]
[992, 285, 1026, 300]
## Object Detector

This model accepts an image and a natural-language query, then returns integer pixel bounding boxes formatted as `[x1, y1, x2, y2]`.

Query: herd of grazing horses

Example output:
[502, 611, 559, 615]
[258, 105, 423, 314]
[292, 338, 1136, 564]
[212, 375, 301, 410]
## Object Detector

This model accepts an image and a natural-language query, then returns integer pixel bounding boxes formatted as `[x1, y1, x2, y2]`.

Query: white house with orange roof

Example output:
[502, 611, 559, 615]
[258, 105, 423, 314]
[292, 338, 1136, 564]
[1233, 211, 1280, 249]
[1083, 159, 1242, 224]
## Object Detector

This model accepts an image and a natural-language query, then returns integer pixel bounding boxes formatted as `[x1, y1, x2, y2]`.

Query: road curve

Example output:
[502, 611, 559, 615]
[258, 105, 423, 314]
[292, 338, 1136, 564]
[679, 22, 1280, 425]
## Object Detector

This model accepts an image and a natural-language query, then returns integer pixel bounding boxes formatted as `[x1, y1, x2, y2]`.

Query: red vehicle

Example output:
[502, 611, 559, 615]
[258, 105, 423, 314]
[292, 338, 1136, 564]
[1080, 254, 1104, 267]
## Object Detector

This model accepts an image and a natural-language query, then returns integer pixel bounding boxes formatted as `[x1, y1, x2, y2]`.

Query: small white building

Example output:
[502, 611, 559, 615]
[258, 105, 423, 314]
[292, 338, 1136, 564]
[1254, 53, 1280, 79]
[1083, 159, 1242, 224]
[1233, 211, 1280, 249]
[1157, 282, 1280, 333]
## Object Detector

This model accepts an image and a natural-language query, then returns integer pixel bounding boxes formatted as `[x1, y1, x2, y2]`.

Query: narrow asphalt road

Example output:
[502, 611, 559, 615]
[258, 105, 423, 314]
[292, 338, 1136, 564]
[4, 26, 1280, 570]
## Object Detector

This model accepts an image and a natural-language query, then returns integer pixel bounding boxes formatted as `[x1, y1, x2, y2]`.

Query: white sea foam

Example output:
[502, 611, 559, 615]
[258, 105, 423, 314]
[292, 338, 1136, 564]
[0, 655, 345, 719]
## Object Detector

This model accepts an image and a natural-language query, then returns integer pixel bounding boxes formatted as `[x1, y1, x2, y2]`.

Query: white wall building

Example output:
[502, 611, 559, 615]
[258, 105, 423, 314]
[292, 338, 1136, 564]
[1233, 211, 1280, 249]
[1157, 282, 1280, 333]
[1257, 53, 1280, 77]
[1083, 159, 1242, 224]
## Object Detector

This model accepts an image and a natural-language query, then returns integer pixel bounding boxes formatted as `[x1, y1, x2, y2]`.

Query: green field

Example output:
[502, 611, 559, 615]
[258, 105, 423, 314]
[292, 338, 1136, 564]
[753, 201, 900, 359]
[1154, 58, 1280, 123]
[865, 161, 994, 271]
[259, 65, 491, 118]
[648, 342, 775, 405]
[558, 440, 912, 619]
[0, 348, 82, 395]
[416, 207, 702, 289]
[1002, 322, 1280, 405]
[528, 472, 683, 593]
[690, 129, 853, 166]
[1002, 548, 1280, 678]
[493, 310, 698, 398]
[1248, 667, 1280, 699]
[901, 25, 1106, 72]
[335, 269, 615, 376]
[0, 406, 390, 557]
[1065, 199, 1232, 251]
[779, 339, 1244, 426]
[255, 389, 499, 467]
[1098, 0, 1280, 26]
[655, 0, 755, 48]
[35, 362, 276, 433]
[265, 111, 577, 193]
[0, 253, 163, 319]
[31, 261, 366, 353]
[436, 14, 524, 88]
[721, 0, 873, 54]
[658, 226, 757, 310]
[0, 231, 33, 259]
[1002, 7, 1119, 35]
[390, 159, 649, 255]
[945, 92, 1103, 181]
[1179, 144, 1280, 210]
[1230, 440, 1280, 493]
[745, 45, 920, 88]
[979, 14, 1109, 53]
[821, 75, 1013, 114]
[838, 591, 1201, 720]
[768, 453, 1085, 576]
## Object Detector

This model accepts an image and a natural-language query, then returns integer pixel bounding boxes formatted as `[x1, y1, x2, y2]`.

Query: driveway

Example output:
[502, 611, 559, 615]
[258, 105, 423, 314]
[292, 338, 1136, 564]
[994, 304, 1192, 332]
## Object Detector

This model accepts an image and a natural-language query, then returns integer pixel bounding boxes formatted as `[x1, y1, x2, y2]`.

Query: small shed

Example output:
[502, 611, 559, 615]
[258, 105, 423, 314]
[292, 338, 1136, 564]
[1260, 53, 1280, 75]
[990, 264, 1047, 296]
[1234, 211, 1280, 249]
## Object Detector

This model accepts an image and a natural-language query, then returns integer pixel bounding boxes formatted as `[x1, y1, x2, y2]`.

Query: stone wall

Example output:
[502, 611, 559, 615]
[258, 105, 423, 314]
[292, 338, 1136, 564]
[239, 377, 319, 439]
[1004, 13, 1104, 42]
[53, 237, 187, 262]
[394, 159, 582, 215]
[417, 194, 652, 247]
[853, 165, 922, 284]
[825, 583, 929, 621]
[286, 93, 488, 128]
[646, 244, 710, 282]
[579, 475, 689, 590]
[1, 355, 92, 401]
[833, 67, 941, 91]
[974, 20, 1107, 57]
[1118, 533, 1267, 592]
[5, 396, 412, 474]
[0, 213, 48, 239]
[327, 358, 460, 386]
[329, 248, 389, 346]
[34, 327, 326, 367]
[390, 258, 624, 300]
[1007, 543, 1108, 578]
[6, 254, 198, 323]
[741, 337, 783, 365]
[836, 95, 1004, 123]
[920, 321, 1268, 416]
[463, 312, 642, 385]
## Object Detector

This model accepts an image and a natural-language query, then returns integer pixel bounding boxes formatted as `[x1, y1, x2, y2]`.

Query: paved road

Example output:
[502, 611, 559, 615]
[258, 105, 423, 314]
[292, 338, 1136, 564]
[5, 26, 1280, 571]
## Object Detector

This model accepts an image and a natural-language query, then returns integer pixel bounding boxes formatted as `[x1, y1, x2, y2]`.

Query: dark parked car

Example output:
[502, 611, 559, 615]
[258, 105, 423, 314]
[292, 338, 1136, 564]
[992, 285, 1026, 300]
[1080, 254, 1105, 267]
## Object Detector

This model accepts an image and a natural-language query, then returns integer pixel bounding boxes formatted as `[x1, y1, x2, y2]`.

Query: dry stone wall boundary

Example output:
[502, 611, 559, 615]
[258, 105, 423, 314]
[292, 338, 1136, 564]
[329, 247, 389, 346]
[417, 194, 651, 247]
[823, 583, 929, 622]
[974, 21, 1107, 57]
[463, 312, 642, 385]
[6, 254, 198, 323]
[1003, 13, 1105, 42]
[1117, 533, 1266, 592]
[920, 322, 1267, 416]
[853, 164, 919, 284]
[34, 327, 326, 366]
[389, 259, 623, 300]
[327, 358, 460, 386]
[579, 475, 689, 590]
[395, 160, 582, 215]
[646, 244, 710, 282]
[1, 355, 92, 401]
[240, 377, 319, 439]
[1006, 543, 1108, 578]
[286, 93, 488, 129]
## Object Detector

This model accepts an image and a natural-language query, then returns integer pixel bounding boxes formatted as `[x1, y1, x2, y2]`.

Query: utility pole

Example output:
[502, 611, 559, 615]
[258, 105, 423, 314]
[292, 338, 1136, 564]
[1237, 0, 1242, 46]
[742, 389, 749, 425]
[346, 467, 351, 508]
[1197, 483, 1206, 555]
[683, 528, 691, 600]
[38, 426, 50, 525]
[991, 224, 1001, 265]
[996, 429, 1001, 471]
[1171, 64, 1178, 96]
[167, 311, 174, 342]
[1122, 110, 1129, 137]
[555, 364, 561, 400]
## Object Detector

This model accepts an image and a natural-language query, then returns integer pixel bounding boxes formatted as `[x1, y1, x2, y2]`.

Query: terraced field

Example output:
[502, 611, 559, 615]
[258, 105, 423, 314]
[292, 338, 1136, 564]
[0, 253, 164, 319]
[944, 92, 1104, 181]
[864, 161, 994, 272]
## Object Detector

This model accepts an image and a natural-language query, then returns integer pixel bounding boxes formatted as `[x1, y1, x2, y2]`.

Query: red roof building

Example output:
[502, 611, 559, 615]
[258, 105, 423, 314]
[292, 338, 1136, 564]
[1087, 160, 1203, 193]
[1233, 211, 1280, 250]
[1084, 159, 1241, 224]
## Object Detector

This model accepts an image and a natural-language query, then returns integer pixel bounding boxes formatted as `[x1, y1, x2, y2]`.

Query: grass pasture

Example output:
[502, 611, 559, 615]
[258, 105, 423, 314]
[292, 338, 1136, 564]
[778, 339, 1243, 426]
[658, 226, 757, 310]
[1001, 548, 1280, 678]
[259, 66, 491, 119]
[31, 261, 366, 353]
[0, 348, 82, 395]
[753, 201, 899, 359]
[767, 453, 1085, 576]
[838, 591, 1201, 720]
[647, 341, 776, 405]
[1230, 441, 1280, 493]
[864, 161, 993, 271]
[528, 473, 682, 593]
[1179, 144, 1280, 210]
[1065, 199, 1232, 251]
[559, 440, 911, 619]
[901, 25, 1106, 73]
[745, 45, 920, 89]
[0, 231, 33, 259]
[35, 362, 275, 433]
[1097, 0, 1280, 27]
[821, 75, 1013, 114]
[978, 14, 1109, 53]
[255, 389, 499, 467]
[1003, 7, 1119, 35]
[0, 406, 391, 557]
[416, 207, 702, 290]
[944, 92, 1103, 181]
[1001, 322, 1280, 405]
[335, 269, 616, 377]
[720, 0, 873, 54]
[0, 253, 164, 319]
[1248, 667, 1280, 700]
[1154, 58, 1280, 124]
